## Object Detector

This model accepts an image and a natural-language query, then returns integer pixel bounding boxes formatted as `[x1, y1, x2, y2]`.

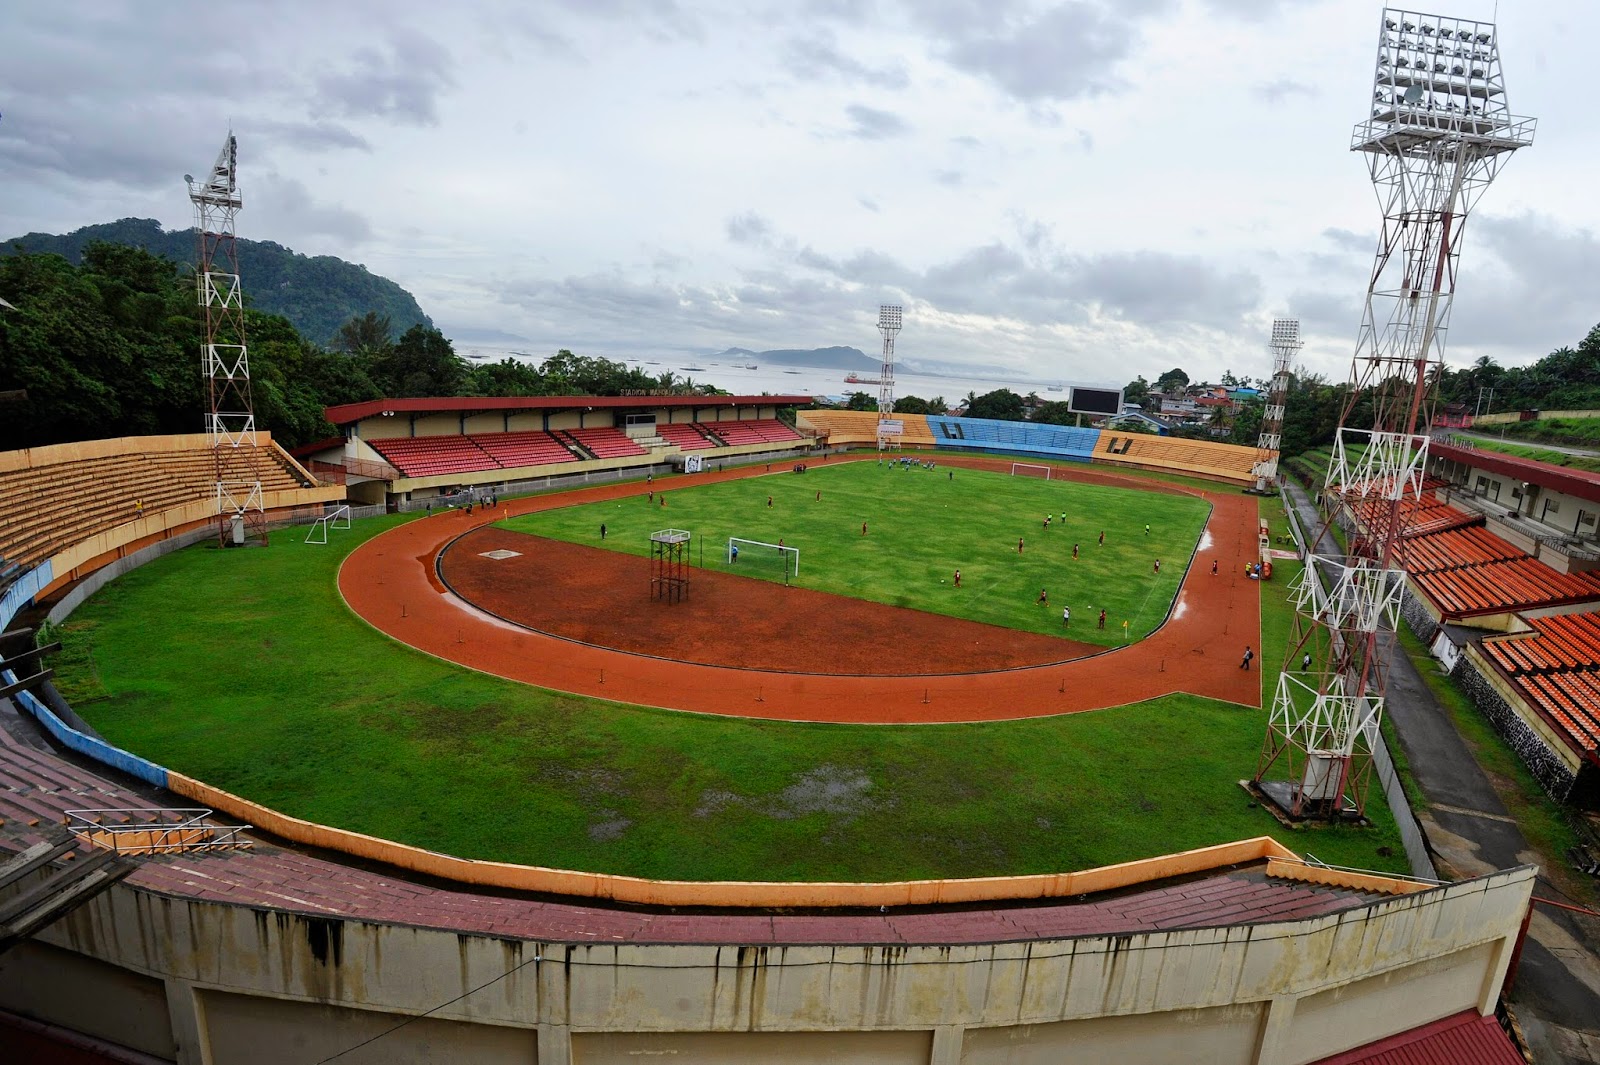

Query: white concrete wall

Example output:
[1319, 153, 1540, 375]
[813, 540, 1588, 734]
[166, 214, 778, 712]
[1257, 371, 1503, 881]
[0, 866, 1534, 1065]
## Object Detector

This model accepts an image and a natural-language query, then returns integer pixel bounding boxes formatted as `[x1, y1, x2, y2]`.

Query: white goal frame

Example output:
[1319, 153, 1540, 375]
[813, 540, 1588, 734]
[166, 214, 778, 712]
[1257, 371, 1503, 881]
[1010, 462, 1051, 480]
[727, 537, 800, 582]
[304, 504, 351, 545]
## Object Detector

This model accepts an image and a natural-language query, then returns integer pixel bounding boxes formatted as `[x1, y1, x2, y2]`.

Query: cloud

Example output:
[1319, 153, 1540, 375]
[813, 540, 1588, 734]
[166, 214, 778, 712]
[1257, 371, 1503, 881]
[1446, 212, 1600, 356]
[938, 2, 1163, 102]
[783, 33, 909, 89]
[843, 104, 910, 139]
[1064, 251, 1261, 327]
[256, 174, 373, 244]
[726, 211, 775, 245]
[1258, 78, 1316, 103]
[934, 169, 965, 187]
[314, 30, 457, 126]
[252, 120, 372, 153]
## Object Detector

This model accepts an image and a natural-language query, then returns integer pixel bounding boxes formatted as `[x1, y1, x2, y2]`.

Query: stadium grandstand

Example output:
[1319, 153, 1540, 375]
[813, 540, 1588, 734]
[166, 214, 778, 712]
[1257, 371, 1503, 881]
[0, 434, 341, 621]
[794, 409, 1260, 484]
[1320, 440, 1600, 809]
[298, 395, 811, 508]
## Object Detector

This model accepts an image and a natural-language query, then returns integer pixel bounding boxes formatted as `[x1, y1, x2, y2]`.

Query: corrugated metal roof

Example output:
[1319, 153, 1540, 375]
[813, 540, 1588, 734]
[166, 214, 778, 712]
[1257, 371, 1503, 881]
[324, 395, 815, 426]
[1309, 1010, 1524, 1065]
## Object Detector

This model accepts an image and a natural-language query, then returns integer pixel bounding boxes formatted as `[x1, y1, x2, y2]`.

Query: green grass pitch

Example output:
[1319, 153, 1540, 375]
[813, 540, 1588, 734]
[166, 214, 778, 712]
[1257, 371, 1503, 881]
[47, 481, 1408, 882]
[501, 462, 1212, 645]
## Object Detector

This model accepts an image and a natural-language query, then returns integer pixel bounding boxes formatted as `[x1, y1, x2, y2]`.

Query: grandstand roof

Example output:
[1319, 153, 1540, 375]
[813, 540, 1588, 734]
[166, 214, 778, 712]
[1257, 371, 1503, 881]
[1433, 441, 1600, 505]
[325, 395, 814, 426]
[1307, 1010, 1523, 1065]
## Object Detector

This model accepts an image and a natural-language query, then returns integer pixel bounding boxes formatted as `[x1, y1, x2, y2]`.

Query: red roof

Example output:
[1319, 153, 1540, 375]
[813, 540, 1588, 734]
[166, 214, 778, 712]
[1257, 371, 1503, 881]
[1433, 441, 1600, 505]
[1309, 1010, 1523, 1065]
[324, 395, 815, 427]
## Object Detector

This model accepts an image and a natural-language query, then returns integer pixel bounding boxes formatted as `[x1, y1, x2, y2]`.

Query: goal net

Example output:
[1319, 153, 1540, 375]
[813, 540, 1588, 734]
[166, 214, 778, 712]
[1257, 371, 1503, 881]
[1011, 462, 1051, 480]
[727, 537, 800, 583]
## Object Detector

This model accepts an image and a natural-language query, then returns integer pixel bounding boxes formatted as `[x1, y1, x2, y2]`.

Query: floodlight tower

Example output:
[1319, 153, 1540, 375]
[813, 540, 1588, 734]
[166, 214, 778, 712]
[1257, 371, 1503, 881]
[1253, 319, 1301, 492]
[1254, 8, 1533, 820]
[187, 134, 267, 547]
[876, 305, 902, 449]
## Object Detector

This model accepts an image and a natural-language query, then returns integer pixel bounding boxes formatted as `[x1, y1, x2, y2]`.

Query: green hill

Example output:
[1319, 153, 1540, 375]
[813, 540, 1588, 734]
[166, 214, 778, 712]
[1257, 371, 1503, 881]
[1, 217, 432, 345]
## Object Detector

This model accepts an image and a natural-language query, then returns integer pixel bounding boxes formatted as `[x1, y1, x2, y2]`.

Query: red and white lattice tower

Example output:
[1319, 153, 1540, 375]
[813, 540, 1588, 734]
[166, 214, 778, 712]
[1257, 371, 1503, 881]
[1252, 320, 1300, 492]
[875, 305, 902, 450]
[1254, 8, 1533, 820]
[187, 134, 267, 547]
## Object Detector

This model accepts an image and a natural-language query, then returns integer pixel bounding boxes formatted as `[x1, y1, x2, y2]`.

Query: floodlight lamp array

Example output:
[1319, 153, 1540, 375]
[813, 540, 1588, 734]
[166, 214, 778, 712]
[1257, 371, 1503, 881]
[1362, 7, 1532, 144]
[878, 305, 903, 333]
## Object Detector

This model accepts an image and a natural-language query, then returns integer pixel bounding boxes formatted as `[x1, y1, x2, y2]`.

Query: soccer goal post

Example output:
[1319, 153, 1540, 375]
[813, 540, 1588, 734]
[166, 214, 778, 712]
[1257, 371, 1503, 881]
[304, 505, 352, 545]
[1011, 462, 1051, 479]
[727, 537, 800, 582]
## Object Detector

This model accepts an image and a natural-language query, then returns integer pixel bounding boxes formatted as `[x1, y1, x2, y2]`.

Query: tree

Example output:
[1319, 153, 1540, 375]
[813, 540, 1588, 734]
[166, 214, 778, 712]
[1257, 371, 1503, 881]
[333, 311, 393, 357]
[965, 388, 1027, 421]
[893, 395, 930, 415]
[845, 391, 876, 411]
[372, 325, 468, 398]
[1220, 369, 1241, 388]
[1124, 376, 1150, 410]
[927, 396, 948, 414]
[1029, 401, 1078, 426]
[1154, 368, 1189, 394]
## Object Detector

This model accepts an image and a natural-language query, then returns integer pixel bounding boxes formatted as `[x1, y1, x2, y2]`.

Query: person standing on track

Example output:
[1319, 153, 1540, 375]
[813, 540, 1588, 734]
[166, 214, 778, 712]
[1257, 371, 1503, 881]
[1240, 646, 1255, 671]
[1211, 559, 1218, 575]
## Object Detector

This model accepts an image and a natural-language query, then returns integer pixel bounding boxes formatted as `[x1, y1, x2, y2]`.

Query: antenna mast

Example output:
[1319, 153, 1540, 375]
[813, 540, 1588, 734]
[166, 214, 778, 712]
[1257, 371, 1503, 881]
[188, 134, 267, 547]
[1254, 8, 1533, 820]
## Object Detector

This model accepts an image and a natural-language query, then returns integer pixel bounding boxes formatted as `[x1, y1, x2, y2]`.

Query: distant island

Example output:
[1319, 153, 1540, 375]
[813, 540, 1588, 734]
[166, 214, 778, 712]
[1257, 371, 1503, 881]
[1, 217, 432, 346]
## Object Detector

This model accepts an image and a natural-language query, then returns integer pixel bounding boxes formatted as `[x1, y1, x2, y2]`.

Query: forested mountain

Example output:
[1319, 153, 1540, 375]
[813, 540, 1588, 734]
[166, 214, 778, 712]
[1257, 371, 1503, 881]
[0, 246, 726, 452]
[1, 218, 432, 346]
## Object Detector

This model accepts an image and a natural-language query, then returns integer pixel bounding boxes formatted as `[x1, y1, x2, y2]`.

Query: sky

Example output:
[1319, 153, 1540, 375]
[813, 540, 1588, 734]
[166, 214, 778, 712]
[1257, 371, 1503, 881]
[2, 0, 1597, 389]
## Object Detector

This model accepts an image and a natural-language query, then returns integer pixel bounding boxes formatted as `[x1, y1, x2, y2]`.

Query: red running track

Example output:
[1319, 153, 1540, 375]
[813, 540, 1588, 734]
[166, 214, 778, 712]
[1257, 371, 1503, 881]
[338, 457, 1264, 723]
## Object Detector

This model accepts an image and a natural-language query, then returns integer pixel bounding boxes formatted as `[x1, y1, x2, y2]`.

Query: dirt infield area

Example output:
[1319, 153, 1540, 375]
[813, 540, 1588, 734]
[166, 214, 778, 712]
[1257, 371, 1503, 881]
[339, 456, 1264, 723]
[440, 527, 1100, 675]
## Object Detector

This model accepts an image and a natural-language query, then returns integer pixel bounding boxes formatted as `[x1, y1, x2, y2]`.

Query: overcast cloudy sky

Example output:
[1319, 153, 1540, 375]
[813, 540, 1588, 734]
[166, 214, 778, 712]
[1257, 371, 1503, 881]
[2, 0, 1596, 386]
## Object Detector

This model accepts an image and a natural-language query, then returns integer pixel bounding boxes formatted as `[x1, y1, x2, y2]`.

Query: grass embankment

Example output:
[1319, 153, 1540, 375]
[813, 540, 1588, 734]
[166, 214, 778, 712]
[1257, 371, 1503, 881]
[1455, 433, 1600, 475]
[1496, 415, 1600, 450]
[504, 463, 1209, 646]
[52, 492, 1407, 881]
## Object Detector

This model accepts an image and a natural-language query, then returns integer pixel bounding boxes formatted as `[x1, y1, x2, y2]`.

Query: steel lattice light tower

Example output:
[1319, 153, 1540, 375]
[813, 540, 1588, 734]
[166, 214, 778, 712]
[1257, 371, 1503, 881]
[876, 305, 901, 450]
[187, 134, 267, 547]
[1253, 319, 1301, 493]
[1254, 8, 1534, 820]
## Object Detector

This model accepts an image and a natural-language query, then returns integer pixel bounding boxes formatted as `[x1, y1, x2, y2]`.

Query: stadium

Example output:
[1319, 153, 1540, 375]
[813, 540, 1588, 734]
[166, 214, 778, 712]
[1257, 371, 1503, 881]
[7, 4, 1599, 1061]
[0, 394, 1545, 1065]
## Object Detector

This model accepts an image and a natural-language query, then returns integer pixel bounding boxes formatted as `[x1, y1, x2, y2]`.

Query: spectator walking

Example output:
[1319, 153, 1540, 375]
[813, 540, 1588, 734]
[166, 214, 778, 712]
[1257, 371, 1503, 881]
[1302, 652, 1312, 671]
[1240, 646, 1255, 671]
